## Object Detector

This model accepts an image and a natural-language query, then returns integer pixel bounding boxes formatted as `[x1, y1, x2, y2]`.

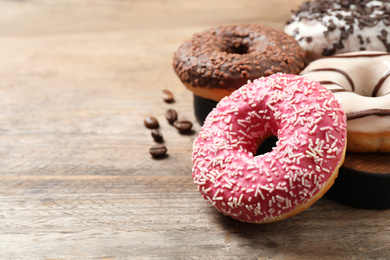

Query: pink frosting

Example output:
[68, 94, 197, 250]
[192, 74, 347, 223]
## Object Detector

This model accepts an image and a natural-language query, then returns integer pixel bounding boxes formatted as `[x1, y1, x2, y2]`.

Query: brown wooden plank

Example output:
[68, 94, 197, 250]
[0, 175, 389, 259]
[343, 152, 390, 173]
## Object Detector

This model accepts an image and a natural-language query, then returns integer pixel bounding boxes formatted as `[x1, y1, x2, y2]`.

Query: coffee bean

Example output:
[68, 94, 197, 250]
[165, 109, 178, 124]
[162, 89, 174, 103]
[151, 129, 163, 142]
[149, 144, 167, 158]
[144, 116, 159, 129]
[173, 119, 193, 133]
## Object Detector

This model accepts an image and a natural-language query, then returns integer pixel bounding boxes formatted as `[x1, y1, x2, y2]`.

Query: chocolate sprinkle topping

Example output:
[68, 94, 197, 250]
[347, 109, 390, 120]
[286, 0, 390, 57]
[173, 24, 306, 90]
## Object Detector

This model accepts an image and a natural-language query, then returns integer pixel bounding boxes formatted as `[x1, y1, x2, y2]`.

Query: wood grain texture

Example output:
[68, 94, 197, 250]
[343, 152, 390, 173]
[0, 0, 389, 259]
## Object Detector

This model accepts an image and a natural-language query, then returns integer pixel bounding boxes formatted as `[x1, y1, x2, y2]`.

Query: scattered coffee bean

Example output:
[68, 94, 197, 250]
[151, 129, 163, 142]
[144, 116, 159, 129]
[162, 89, 175, 103]
[149, 144, 167, 158]
[173, 119, 193, 133]
[165, 109, 178, 124]
[162, 89, 174, 103]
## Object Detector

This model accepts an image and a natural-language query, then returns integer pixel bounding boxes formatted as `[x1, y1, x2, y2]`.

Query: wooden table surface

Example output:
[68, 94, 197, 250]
[0, 0, 389, 259]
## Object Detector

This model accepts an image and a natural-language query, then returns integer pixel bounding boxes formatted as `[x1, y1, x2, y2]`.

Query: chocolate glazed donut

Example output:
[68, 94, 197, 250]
[173, 24, 306, 124]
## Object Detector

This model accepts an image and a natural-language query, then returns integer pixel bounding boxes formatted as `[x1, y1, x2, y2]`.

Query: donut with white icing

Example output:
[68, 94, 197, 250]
[284, 0, 390, 61]
[192, 74, 347, 223]
[301, 51, 390, 152]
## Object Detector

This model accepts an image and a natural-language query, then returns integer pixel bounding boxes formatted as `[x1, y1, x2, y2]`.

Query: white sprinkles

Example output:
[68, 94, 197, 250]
[192, 74, 347, 223]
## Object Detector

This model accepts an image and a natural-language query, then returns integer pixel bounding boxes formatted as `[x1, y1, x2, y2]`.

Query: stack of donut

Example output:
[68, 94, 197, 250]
[172, 0, 390, 223]
[283, 0, 390, 153]
[288, 0, 390, 210]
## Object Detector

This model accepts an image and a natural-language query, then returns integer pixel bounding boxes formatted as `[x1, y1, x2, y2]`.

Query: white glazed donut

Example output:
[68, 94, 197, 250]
[301, 51, 390, 152]
[192, 74, 347, 223]
[284, 0, 390, 61]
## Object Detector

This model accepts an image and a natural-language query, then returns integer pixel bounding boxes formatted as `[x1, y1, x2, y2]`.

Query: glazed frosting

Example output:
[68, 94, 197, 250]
[192, 74, 347, 223]
[284, 0, 390, 60]
[301, 51, 390, 133]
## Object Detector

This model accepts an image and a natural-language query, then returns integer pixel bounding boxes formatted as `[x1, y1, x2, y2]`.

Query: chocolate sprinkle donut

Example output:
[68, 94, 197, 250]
[285, 0, 390, 61]
[173, 24, 306, 94]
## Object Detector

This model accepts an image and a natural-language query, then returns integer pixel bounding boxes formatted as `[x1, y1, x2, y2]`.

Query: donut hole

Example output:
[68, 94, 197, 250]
[225, 38, 250, 54]
[227, 43, 249, 54]
[256, 135, 278, 155]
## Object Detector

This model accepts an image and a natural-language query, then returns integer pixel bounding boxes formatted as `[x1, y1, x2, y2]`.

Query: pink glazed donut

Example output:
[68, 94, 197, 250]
[192, 74, 347, 223]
